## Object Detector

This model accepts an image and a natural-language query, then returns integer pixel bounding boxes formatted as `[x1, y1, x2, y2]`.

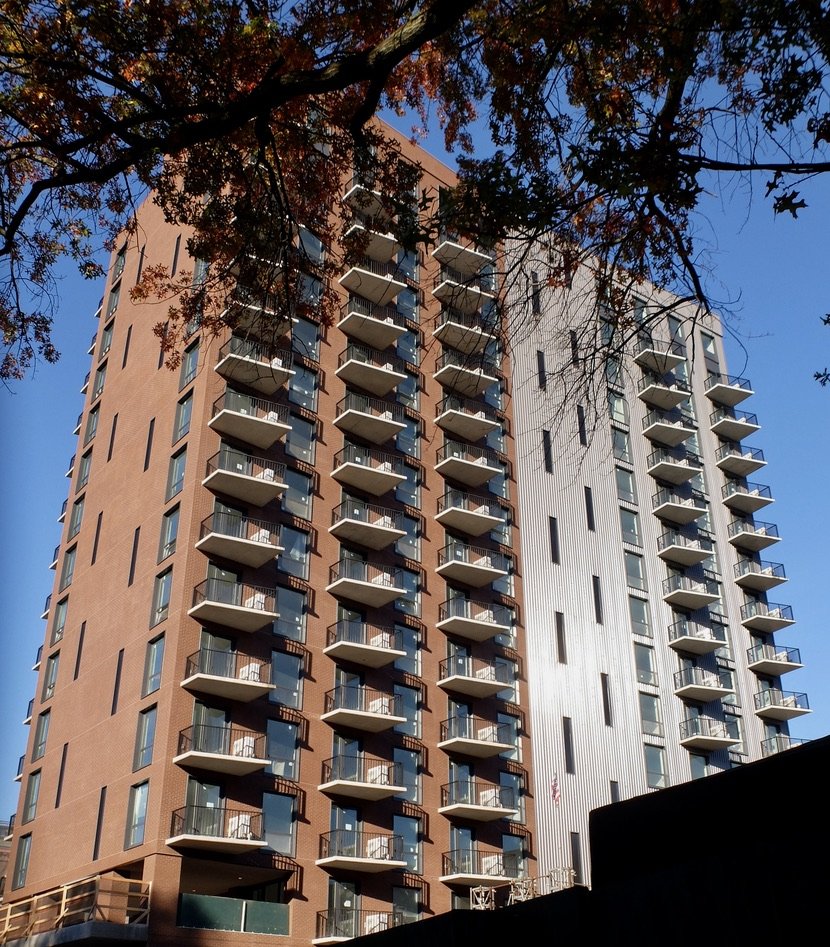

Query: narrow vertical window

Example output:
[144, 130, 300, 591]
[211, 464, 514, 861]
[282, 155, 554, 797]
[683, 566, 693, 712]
[133, 706, 157, 770]
[555, 612, 567, 664]
[570, 832, 584, 884]
[12, 835, 32, 889]
[22, 770, 41, 823]
[530, 270, 541, 314]
[143, 418, 155, 471]
[121, 324, 132, 368]
[569, 330, 579, 365]
[542, 429, 553, 473]
[142, 635, 165, 695]
[548, 516, 560, 564]
[536, 349, 547, 389]
[111, 649, 124, 715]
[74, 621, 86, 680]
[170, 234, 181, 275]
[125, 782, 149, 849]
[91, 511, 103, 565]
[610, 780, 620, 803]
[55, 743, 68, 807]
[592, 575, 603, 624]
[601, 673, 612, 726]
[135, 245, 145, 283]
[127, 527, 140, 586]
[92, 786, 107, 860]
[577, 404, 587, 446]
[106, 413, 118, 461]
[584, 486, 595, 531]
[563, 717, 575, 774]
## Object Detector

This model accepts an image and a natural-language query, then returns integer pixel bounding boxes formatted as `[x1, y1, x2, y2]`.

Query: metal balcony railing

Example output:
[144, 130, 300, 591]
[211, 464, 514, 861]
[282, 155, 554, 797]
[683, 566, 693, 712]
[710, 406, 759, 427]
[200, 511, 279, 546]
[722, 481, 772, 503]
[438, 541, 511, 572]
[441, 780, 516, 809]
[740, 601, 793, 623]
[754, 689, 809, 712]
[435, 266, 496, 294]
[205, 447, 286, 483]
[328, 558, 402, 588]
[746, 643, 801, 666]
[728, 519, 779, 541]
[734, 560, 785, 581]
[336, 391, 406, 421]
[441, 848, 523, 878]
[439, 716, 512, 744]
[331, 499, 404, 531]
[435, 348, 501, 376]
[437, 488, 506, 520]
[319, 829, 404, 861]
[716, 442, 765, 464]
[320, 756, 402, 786]
[436, 439, 502, 467]
[679, 716, 740, 742]
[673, 667, 731, 690]
[184, 648, 271, 685]
[211, 390, 289, 424]
[436, 393, 501, 423]
[323, 685, 401, 717]
[705, 371, 752, 393]
[333, 443, 406, 475]
[438, 598, 514, 627]
[176, 724, 265, 759]
[341, 296, 408, 327]
[326, 620, 402, 651]
[191, 578, 276, 613]
[338, 342, 409, 374]
[170, 804, 264, 841]
[438, 656, 513, 686]
[218, 335, 293, 369]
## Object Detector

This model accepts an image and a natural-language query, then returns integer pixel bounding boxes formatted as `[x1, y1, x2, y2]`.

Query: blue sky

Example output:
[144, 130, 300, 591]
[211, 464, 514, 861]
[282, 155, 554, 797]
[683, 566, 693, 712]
[1, 136, 828, 822]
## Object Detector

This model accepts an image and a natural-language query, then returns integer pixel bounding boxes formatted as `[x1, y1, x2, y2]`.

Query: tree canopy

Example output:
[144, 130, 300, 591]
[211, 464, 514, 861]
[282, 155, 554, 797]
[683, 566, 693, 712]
[3, 0, 830, 377]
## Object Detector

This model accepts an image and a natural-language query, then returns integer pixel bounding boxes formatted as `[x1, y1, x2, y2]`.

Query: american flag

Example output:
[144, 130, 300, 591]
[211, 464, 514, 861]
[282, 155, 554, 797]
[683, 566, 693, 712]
[551, 775, 561, 806]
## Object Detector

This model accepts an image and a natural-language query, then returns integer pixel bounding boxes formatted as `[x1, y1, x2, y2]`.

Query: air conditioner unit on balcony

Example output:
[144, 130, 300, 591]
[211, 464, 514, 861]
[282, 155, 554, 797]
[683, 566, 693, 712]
[233, 735, 256, 758]
[250, 528, 270, 544]
[257, 467, 275, 481]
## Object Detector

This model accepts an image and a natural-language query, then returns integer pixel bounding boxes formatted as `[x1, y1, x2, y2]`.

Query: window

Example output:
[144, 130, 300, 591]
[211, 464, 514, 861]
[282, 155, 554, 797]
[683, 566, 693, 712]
[106, 282, 120, 317]
[615, 466, 636, 503]
[394, 814, 421, 873]
[498, 712, 521, 761]
[263, 792, 296, 854]
[584, 486, 595, 530]
[608, 391, 628, 425]
[151, 569, 173, 625]
[639, 693, 663, 737]
[555, 612, 567, 663]
[84, 404, 100, 444]
[55, 744, 68, 808]
[127, 528, 140, 586]
[179, 340, 199, 389]
[690, 753, 709, 780]
[395, 567, 420, 617]
[395, 514, 421, 561]
[619, 508, 641, 546]
[530, 270, 541, 314]
[628, 595, 652, 637]
[271, 650, 303, 708]
[394, 683, 421, 738]
[275, 586, 307, 641]
[92, 362, 107, 399]
[173, 392, 192, 442]
[394, 747, 421, 804]
[92, 786, 107, 859]
[158, 505, 179, 560]
[142, 635, 165, 694]
[59, 545, 77, 590]
[77, 450, 92, 491]
[395, 462, 420, 507]
[166, 448, 187, 500]
[548, 516, 560, 564]
[132, 706, 157, 770]
[282, 468, 313, 519]
[143, 419, 155, 471]
[563, 717, 575, 773]
[285, 414, 315, 463]
[570, 832, 584, 884]
[111, 648, 124, 714]
[624, 551, 647, 590]
[91, 512, 103, 565]
[32, 711, 50, 761]
[393, 624, 420, 676]
[700, 332, 716, 358]
[569, 329, 580, 364]
[397, 328, 420, 366]
[601, 673, 613, 726]
[542, 429, 553, 472]
[12, 835, 31, 889]
[121, 325, 132, 368]
[396, 417, 420, 459]
[288, 365, 318, 411]
[644, 744, 668, 789]
[278, 526, 309, 579]
[74, 622, 86, 679]
[68, 497, 85, 539]
[536, 349, 547, 389]
[52, 597, 68, 644]
[99, 320, 114, 358]
[610, 780, 620, 803]
[292, 315, 320, 361]
[22, 771, 41, 823]
[612, 427, 631, 463]
[576, 404, 587, 446]
[299, 272, 322, 307]
[267, 719, 299, 779]
[42, 652, 60, 701]
[106, 413, 118, 461]
[392, 887, 421, 925]
[500, 770, 525, 822]
[634, 643, 657, 685]
[592, 575, 603, 624]
[396, 371, 420, 410]
[125, 782, 149, 848]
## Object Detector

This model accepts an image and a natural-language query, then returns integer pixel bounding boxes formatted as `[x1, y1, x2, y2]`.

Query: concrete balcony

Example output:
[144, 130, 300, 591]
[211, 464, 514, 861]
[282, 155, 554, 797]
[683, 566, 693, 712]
[432, 232, 495, 278]
[181, 647, 274, 702]
[740, 601, 795, 633]
[338, 298, 408, 350]
[334, 392, 407, 444]
[437, 598, 513, 642]
[173, 724, 269, 776]
[336, 343, 408, 397]
[439, 849, 523, 887]
[324, 620, 406, 668]
[642, 408, 696, 447]
[704, 372, 754, 406]
[317, 830, 407, 873]
[722, 480, 774, 515]
[331, 443, 407, 496]
[326, 559, 405, 607]
[679, 716, 741, 751]
[716, 442, 766, 476]
[646, 446, 703, 484]
[734, 559, 787, 592]
[667, 619, 727, 655]
[657, 529, 714, 566]
[221, 285, 291, 342]
[663, 573, 721, 610]
[761, 734, 811, 757]
[438, 716, 515, 758]
[196, 511, 282, 568]
[188, 578, 278, 632]
[673, 667, 734, 702]
[339, 256, 407, 306]
[167, 805, 266, 853]
[746, 644, 803, 676]
[314, 909, 404, 944]
[433, 266, 496, 315]
[439, 781, 518, 822]
[203, 448, 288, 506]
[651, 487, 708, 525]
[434, 349, 500, 397]
[329, 499, 406, 550]
[437, 656, 514, 698]
[754, 688, 811, 721]
[433, 308, 499, 355]
[435, 393, 502, 440]
[710, 407, 760, 441]
[436, 541, 511, 588]
[343, 177, 388, 219]
[319, 756, 404, 801]
[728, 519, 781, 552]
[637, 373, 691, 410]
[344, 213, 400, 260]
[215, 336, 294, 395]
[436, 489, 506, 537]
[633, 337, 686, 372]
[322, 685, 406, 732]
[208, 390, 291, 450]
[435, 440, 503, 487]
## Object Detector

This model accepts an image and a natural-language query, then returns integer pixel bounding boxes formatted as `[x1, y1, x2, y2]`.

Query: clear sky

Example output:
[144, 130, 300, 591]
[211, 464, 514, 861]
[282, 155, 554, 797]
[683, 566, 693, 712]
[1, 131, 828, 822]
